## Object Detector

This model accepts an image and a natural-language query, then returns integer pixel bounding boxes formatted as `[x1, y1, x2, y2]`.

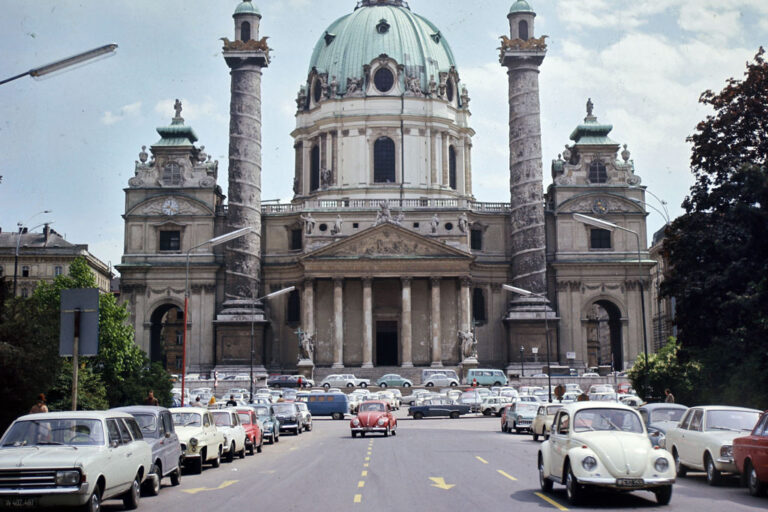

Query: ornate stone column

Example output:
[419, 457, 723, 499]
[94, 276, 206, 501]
[332, 278, 344, 368]
[400, 277, 413, 368]
[303, 278, 315, 337]
[362, 277, 373, 368]
[441, 132, 450, 186]
[464, 137, 473, 196]
[430, 277, 442, 367]
[459, 276, 472, 333]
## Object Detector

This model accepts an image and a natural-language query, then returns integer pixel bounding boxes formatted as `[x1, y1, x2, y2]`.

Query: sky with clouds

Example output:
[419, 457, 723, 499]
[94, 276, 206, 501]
[0, 0, 764, 273]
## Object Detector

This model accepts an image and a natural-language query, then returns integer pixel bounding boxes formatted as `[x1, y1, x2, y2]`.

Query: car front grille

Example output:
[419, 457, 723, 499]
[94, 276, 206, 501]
[0, 469, 58, 490]
[517, 419, 532, 426]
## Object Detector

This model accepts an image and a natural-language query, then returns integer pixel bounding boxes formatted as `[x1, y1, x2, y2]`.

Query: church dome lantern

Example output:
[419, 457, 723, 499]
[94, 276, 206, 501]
[233, 0, 261, 42]
[508, 0, 536, 41]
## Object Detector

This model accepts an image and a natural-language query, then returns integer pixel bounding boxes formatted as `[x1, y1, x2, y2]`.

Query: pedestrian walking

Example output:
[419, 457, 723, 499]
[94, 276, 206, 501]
[664, 388, 675, 403]
[144, 390, 159, 406]
[29, 394, 49, 414]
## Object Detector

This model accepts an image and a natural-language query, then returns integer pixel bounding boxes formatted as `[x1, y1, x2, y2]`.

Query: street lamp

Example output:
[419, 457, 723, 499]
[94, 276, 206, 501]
[14, 213, 53, 296]
[573, 213, 650, 399]
[0, 44, 118, 85]
[503, 284, 553, 402]
[249, 286, 295, 401]
[520, 346, 525, 378]
[182, 227, 253, 406]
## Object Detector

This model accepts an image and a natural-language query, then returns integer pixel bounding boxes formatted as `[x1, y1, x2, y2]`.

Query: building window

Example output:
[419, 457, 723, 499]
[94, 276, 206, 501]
[286, 289, 301, 324]
[175, 330, 183, 345]
[54, 266, 63, 276]
[374, 137, 396, 183]
[22, 266, 29, 277]
[310, 145, 320, 191]
[162, 163, 182, 186]
[373, 67, 394, 93]
[472, 288, 487, 323]
[313, 78, 322, 103]
[519, 20, 529, 41]
[159, 231, 181, 251]
[21, 288, 28, 298]
[471, 229, 483, 250]
[588, 161, 607, 183]
[449, 145, 457, 189]
[290, 229, 303, 250]
[590, 228, 612, 249]
[175, 356, 183, 370]
[446, 79, 454, 102]
[240, 21, 251, 41]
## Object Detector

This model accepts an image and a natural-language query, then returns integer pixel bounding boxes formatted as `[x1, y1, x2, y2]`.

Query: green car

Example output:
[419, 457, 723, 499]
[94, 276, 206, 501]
[376, 374, 413, 388]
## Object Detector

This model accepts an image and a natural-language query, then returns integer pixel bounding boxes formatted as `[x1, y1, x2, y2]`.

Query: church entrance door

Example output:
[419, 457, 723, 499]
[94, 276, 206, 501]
[375, 321, 398, 366]
[588, 300, 623, 371]
[149, 304, 184, 371]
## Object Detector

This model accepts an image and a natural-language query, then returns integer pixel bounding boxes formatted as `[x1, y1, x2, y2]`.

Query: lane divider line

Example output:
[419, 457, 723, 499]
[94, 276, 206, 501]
[363, 463, 369, 467]
[476, 456, 488, 464]
[354, 494, 362, 503]
[497, 469, 517, 481]
[358, 480, 365, 488]
[365, 456, 370, 461]
[535, 492, 569, 511]
[361, 470, 368, 477]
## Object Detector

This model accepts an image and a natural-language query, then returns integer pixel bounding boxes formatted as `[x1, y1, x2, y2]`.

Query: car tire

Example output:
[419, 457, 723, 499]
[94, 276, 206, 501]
[403, 382, 411, 388]
[360, 383, 368, 388]
[247, 440, 254, 455]
[257, 436, 263, 453]
[191, 453, 203, 474]
[384, 426, 389, 437]
[226, 442, 235, 463]
[565, 463, 585, 506]
[450, 382, 458, 387]
[239, 444, 246, 459]
[705, 453, 721, 486]
[143, 462, 161, 496]
[81, 487, 101, 512]
[352, 431, 357, 438]
[494, 381, 502, 386]
[360, 432, 366, 438]
[450, 411, 460, 419]
[414, 412, 424, 420]
[323, 383, 330, 389]
[655, 484, 673, 505]
[747, 460, 767, 496]
[211, 446, 222, 468]
[380, 382, 388, 388]
[122, 474, 141, 510]
[672, 448, 687, 477]
[538, 455, 553, 492]
[501, 422, 508, 433]
[425, 382, 434, 387]
[306, 422, 312, 432]
[332, 412, 343, 420]
[170, 466, 182, 486]
[533, 432, 539, 442]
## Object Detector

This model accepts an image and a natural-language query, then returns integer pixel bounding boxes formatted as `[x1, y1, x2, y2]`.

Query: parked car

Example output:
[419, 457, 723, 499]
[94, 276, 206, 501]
[250, 404, 280, 444]
[459, 389, 483, 412]
[376, 374, 413, 388]
[409, 398, 471, 419]
[503, 401, 539, 434]
[500, 404, 515, 432]
[211, 409, 247, 462]
[111, 406, 183, 495]
[637, 403, 689, 448]
[401, 389, 432, 406]
[0, 411, 152, 511]
[351, 401, 398, 437]
[538, 402, 676, 506]
[481, 396, 515, 416]
[531, 404, 563, 441]
[425, 373, 460, 388]
[421, 368, 459, 385]
[296, 402, 313, 432]
[733, 410, 768, 496]
[306, 392, 350, 420]
[665, 405, 762, 485]
[267, 374, 311, 388]
[320, 374, 370, 388]
[272, 402, 305, 434]
[169, 407, 225, 473]
[235, 407, 263, 454]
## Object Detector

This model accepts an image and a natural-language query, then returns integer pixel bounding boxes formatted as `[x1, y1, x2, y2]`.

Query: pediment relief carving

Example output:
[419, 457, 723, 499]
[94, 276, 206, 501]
[128, 196, 212, 217]
[556, 194, 643, 215]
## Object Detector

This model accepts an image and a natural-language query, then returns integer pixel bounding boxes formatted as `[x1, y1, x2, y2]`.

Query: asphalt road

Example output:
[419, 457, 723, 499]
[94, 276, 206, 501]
[107, 410, 768, 512]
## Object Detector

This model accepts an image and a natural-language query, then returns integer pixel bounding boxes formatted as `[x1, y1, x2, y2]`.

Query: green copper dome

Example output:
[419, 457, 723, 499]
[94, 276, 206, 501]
[307, 2, 457, 94]
[509, 0, 534, 14]
[234, 1, 261, 17]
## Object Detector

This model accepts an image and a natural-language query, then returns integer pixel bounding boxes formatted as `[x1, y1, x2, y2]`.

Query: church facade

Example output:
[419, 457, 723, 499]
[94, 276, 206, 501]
[117, 0, 653, 377]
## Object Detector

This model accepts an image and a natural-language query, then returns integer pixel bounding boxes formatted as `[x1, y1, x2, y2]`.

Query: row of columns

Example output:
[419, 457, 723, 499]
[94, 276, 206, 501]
[301, 276, 472, 367]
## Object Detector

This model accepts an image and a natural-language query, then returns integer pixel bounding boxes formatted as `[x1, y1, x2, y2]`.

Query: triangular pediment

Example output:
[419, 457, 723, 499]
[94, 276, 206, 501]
[302, 223, 472, 260]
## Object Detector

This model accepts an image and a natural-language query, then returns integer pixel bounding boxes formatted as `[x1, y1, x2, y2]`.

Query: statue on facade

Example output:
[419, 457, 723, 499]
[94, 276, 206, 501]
[320, 168, 333, 188]
[300, 212, 316, 235]
[319, 74, 330, 99]
[428, 75, 438, 96]
[293, 176, 300, 195]
[459, 330, 478, 360]
[346, 76, 362, 95]
[430, 213, 440, 233]
[330, 214, 343, 235]
[328, 75, 338, 99]
[458, 212, 469, 233]
[173, 99, 183, 119]
[460, 85, 470, 107]
[586, 97, 594, 117]
[405, 75, 422, 95]
[296, 85, 307, 109]
[298, 331, 315, 361]
[374, 199, 393, 225]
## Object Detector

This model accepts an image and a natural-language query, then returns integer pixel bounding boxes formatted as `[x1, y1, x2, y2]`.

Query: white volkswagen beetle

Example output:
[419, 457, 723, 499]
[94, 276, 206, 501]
[169, 407, 225, 473]
[537, 402, 676, 506]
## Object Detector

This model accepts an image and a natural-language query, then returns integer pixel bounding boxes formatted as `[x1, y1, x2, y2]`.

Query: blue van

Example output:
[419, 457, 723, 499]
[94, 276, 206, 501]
[305, 393, 349, 420]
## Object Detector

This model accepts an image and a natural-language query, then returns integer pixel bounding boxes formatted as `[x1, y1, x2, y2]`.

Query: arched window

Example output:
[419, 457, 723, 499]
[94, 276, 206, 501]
[519, 20, 529, 41]
[374, 137, 396, 183]
[162, 163, 181, 185]
[449, 145, 457, 189]
[446, 79, 454, 102]
[589, 161, 607, 183]
[240, 21, 251, 42]
[310, 145, 320, 191]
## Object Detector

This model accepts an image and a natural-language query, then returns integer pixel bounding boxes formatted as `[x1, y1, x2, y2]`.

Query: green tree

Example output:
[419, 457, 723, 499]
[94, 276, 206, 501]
[627, 338, 701, 405]
[662, 48, 768, 408]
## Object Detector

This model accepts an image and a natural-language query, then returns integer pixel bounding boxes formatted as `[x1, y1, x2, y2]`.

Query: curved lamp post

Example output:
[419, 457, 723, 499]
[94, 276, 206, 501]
[574, 213, 650, 400]
[502, 284, 552, 402]
[1, 44, 118, 85]
[182, 227, 252, 406]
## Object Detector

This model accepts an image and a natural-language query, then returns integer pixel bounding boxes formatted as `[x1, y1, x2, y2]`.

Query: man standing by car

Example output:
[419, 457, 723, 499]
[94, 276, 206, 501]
[144, 390, 159, 406]
[226, 394, 238, 407]
[664, 389, 675, 403]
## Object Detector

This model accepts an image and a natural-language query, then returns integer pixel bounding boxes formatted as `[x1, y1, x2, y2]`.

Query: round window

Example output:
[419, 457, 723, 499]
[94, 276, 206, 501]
[446, 79, 454, 102]
[373, 68, 395, 93]
[445, 222, 454, 231]
[313, 79, 322, 103]
[319, 223, 328, 232]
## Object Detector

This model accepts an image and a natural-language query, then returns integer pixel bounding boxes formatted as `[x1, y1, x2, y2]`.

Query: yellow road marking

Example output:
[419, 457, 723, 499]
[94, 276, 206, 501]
[354, 494, 362, 503]
[535, 492, 569, 511]
[365, 456, 370, 461]
[363, 463, 369, 467]
[476, 456, 488, 464]
[358, 481, 365, 488]
[497, 469, 517, 481]
[182, 480, 238, 495]
[361, 470, 368, 476]
[429, 477, 455, 490]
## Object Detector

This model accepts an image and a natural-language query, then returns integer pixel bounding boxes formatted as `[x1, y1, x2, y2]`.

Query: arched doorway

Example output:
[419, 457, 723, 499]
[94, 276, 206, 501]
[586, 300, 623, 371]
[149, 304, 184, 371]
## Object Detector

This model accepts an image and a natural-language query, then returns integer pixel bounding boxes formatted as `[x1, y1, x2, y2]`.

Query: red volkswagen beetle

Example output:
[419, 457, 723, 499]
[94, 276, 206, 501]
[350, 400, 397, 438]
[734, 410, 768, 496]
[236, 408, 264, 454]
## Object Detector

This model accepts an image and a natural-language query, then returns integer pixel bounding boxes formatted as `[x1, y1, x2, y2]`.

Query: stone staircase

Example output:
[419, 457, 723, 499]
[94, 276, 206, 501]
[312, 365, 460, 384]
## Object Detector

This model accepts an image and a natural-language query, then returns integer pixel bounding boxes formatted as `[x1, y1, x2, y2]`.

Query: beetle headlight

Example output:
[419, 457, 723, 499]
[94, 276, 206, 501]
[654, 457, 669, 472]
[581, 456, 597, 471]
[190, 437, 199, 448]
[352, 418, 360, 426]
[720, 445, 733, 459]
[377, 418, 387, 426]
[55, 470, 81, 486]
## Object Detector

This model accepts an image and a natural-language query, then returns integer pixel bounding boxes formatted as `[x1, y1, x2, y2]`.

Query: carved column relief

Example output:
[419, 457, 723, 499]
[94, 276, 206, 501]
[362, 278, 373, 368]
[459, 276, 472, 333]
[401, 277, 413, 368]
[332, 278, 344, 368]
[303, 278, 315, 338]
[430, 277, 443, 367]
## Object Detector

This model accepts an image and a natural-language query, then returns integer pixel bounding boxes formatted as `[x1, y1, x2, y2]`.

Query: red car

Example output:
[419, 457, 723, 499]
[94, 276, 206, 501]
[236, 408, 264, 454]
[734, 410, 768, 496]
[500, 404, 513, 432]
[350, 400, 397, 437]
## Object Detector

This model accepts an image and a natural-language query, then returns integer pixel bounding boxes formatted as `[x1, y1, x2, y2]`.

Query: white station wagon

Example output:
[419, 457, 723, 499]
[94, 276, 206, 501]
[0, 411, 152, 511]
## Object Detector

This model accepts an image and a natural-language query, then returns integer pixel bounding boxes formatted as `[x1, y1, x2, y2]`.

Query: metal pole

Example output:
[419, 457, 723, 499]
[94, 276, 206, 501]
[13, 229, 21, 296]
[520, 347, 524, 378]
[182, 251, 191, 407]
[631, 230, 650, 401]
[250, 292, 255, 402]
[545, 313, 552, 402]
[71, 310, 80, 411]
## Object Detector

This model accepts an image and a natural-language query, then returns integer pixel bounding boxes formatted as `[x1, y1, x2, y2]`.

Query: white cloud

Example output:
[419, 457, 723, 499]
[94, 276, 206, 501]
[555, 0, 678, 30]
[677, 4, 743, 44]
[100, 101, 142, 125]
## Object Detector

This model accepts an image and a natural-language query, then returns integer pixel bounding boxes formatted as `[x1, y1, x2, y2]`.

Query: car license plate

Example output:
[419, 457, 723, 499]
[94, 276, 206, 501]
[1, 497, 38, 508]
[617, 478, 644, 488]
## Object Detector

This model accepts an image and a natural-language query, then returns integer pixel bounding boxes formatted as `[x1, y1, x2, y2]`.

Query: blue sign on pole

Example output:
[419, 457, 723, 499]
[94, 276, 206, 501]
[60, 288, 99, 356]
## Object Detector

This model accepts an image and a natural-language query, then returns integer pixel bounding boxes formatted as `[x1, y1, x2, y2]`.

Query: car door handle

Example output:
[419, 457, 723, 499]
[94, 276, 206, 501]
[126, 452, 133, 458]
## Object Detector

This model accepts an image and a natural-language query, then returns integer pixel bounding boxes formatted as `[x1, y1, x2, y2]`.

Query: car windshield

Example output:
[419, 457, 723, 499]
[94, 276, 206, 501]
[707, 410, 760, 432]
[546, 406, 563, 415]
[212, 412, 233, 426]
[237, 413, 251, 425]
[649, 408, 686, 423]
[573, 408, 643, 433]
[517, 403, 539, 414]
[1, 419, 105, 447]
[253, 407, 270, 417]
[172, 412, 202, 427]
[360, 403, 385, 412]
[272, 404, 295, 414]
[133, 414, 157, 436]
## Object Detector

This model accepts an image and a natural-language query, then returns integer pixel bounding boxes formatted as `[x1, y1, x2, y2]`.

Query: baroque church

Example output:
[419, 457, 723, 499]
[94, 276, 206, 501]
[117, 0, 653, 379]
